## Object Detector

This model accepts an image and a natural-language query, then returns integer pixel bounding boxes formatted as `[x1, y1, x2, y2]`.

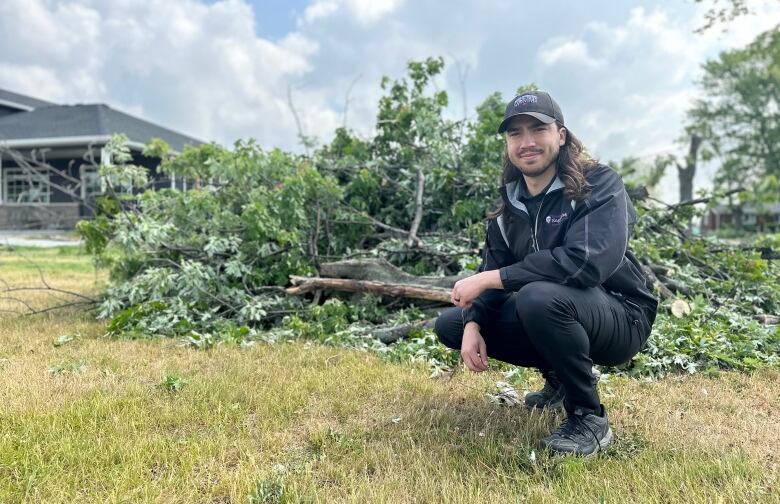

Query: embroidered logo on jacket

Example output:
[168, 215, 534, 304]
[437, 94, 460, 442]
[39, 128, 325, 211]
[545, 212, 568, 225]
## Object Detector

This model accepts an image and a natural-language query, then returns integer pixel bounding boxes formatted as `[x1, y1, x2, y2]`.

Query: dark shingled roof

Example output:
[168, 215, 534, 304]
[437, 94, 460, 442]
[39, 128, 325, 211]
[0, 103, 203, 152]
[0, 88, 56, 110]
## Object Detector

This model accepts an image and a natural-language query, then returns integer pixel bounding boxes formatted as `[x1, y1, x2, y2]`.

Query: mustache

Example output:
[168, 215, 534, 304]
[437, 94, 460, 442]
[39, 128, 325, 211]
[519, 149, 543, 156]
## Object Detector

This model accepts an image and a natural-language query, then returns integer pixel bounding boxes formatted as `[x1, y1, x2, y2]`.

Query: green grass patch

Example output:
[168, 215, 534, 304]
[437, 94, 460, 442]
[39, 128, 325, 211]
[0, 247, 777, 503]
[0, 245, 96, 275]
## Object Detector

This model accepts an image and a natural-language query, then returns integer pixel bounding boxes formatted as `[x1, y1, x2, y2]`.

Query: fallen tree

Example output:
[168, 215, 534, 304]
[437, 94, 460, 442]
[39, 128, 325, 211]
[62, 58, 780, 379]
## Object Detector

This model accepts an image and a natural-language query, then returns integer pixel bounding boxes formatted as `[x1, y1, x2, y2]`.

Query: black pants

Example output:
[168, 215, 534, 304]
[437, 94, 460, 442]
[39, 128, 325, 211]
[434, 281, 652, 413]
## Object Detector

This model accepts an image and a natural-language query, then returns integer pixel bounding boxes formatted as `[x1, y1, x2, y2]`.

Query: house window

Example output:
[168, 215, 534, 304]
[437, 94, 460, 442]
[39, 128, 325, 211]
[3, 167, 51, 204]
[99, 146, 132, 194]
[80, 166, 102, 200]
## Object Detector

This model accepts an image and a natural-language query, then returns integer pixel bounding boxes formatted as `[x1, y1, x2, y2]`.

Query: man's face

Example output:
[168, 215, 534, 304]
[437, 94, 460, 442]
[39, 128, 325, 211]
[505, 115, 566, 178]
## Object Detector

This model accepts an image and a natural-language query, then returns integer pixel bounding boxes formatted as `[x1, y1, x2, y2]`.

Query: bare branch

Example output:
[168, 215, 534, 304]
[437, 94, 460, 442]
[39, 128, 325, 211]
[407, 168, 425, 247]
[448, 54, 470, 133]
[286, 83, 310, 156]
[341, 203, 422, 246]
[668, 187, 744, 210]
[0, 146, 95, 212]
[0, 295, 37, 312]
[23, 299, 97, 316]
[342, 74, 362, 129]
[320, 258, 465, 288]
[0, 286, 98, 303]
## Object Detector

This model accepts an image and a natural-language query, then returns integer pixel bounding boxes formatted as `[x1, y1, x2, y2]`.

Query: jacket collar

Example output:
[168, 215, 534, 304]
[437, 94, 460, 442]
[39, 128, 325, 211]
[500, 175, 566, 216]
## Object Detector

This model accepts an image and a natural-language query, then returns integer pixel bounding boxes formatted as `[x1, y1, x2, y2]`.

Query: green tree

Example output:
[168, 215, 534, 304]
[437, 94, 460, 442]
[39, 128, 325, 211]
[694, 0, 750, 33]
[688, 26, 780, 216]
[372, 57, 459, 239]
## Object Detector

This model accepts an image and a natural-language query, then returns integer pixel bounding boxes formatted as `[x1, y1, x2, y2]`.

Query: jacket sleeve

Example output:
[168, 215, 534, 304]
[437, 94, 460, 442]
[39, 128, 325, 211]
[498, 166, 630, 291]
[462, 218, 515, 327]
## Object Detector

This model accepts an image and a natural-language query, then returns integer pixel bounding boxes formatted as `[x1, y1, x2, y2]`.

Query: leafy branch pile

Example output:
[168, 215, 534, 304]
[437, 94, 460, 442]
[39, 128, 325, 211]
[624, 201, 779, 376]
[77, 58, 779, 379]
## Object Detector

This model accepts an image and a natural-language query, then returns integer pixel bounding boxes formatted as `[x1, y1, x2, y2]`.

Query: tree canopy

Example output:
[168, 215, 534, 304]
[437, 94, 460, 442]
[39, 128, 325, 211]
[688, 25, 780, 202]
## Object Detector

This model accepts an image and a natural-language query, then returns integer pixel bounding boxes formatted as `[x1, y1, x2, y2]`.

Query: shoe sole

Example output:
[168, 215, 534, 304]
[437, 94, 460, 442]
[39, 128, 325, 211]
[596, 427, 613, 453]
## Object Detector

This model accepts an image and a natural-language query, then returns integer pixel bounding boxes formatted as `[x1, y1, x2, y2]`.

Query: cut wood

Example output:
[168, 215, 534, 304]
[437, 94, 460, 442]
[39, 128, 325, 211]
[755, 314, 780, 325]
[287, 275, 452, 303]
[670, 299, 691, 318]
[320, 258, 465, 288]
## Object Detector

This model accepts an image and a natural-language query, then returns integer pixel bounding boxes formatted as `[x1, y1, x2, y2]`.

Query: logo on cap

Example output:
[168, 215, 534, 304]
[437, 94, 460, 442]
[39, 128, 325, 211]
[514, 95, 538, 107]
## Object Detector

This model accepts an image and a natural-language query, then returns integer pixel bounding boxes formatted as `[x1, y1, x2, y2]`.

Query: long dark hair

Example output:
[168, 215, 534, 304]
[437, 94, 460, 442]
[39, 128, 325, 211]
[486, 122, 597, 219]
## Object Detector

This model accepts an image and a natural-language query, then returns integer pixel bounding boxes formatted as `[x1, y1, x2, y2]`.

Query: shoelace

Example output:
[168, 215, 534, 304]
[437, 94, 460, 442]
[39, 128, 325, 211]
[553, 414, 602, 451]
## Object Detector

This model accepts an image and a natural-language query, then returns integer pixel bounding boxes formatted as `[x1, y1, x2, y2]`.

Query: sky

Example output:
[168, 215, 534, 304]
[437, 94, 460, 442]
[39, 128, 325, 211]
[1, 0, 779, 202]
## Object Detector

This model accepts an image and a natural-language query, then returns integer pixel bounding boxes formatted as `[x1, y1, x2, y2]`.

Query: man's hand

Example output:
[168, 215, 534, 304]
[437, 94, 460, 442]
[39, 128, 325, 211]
[451, 270, 503, 308]
[461, 322, 489, 372]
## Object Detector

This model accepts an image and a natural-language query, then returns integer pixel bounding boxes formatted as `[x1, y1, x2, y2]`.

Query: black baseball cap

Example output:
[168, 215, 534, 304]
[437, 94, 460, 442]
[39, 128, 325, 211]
[497, 90, 565, 133]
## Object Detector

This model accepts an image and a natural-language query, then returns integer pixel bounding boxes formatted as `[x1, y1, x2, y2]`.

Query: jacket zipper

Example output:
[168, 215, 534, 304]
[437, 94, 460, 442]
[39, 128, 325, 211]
[532, 193, 548, 252]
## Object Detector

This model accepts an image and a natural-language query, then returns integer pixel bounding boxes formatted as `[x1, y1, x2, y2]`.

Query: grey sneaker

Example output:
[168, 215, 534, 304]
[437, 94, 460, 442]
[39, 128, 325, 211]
[524, 370, 565, 410]
[540, 405, 613, 456]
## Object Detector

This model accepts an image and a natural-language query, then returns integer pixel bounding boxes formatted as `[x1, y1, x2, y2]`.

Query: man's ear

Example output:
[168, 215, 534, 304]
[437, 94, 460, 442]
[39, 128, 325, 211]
[559, 127, 567, 146]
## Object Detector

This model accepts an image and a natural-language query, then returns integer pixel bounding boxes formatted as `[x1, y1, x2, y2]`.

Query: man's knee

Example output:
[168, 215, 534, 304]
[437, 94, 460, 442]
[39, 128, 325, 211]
[516, 281, 568, 321]
[434, 307, 464, 350]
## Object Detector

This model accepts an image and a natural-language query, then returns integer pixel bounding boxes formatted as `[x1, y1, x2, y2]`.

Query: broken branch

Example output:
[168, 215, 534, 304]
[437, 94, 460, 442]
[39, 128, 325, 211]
[287, 275, 451, 303]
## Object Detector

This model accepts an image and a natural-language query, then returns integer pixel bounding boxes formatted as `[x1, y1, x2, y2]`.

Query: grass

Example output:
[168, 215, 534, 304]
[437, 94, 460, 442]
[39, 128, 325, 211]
[0, 247, 778, 503]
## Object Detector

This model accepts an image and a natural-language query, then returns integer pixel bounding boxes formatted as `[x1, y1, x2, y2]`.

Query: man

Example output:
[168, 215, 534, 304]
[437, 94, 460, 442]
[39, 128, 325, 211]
[434, 90, 658, 456]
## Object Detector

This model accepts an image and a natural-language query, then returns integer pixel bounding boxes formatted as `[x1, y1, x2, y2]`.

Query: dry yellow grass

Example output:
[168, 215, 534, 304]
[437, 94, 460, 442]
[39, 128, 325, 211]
[0, 247, 777, 503]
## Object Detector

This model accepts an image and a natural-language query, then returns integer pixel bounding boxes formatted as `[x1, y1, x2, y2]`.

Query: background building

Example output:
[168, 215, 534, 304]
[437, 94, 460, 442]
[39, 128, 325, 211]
[0, 88, 202, 229]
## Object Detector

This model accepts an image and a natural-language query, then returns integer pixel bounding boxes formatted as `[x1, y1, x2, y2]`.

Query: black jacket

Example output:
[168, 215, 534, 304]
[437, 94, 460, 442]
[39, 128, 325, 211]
[463, 164, 658, 329]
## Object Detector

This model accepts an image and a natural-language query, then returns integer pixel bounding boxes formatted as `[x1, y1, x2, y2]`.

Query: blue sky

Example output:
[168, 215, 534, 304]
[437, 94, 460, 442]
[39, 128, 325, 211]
[246, 0, 310, 39]
[0, 0, 778, 201]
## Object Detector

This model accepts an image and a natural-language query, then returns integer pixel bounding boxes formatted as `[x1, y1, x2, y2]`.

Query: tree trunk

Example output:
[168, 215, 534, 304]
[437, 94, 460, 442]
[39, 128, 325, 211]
[677, 134, 702, 203]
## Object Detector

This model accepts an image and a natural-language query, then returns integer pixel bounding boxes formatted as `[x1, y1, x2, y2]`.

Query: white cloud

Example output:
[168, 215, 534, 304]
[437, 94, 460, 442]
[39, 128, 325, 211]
[1, 0, 780, 201]
[531, 4, 780, 201]
[302, 0, 404, 25]
[538, 39, 604, 68]
[343, 0, 404, 24]
[303, 0, 339, 23]
[0, 0, 335, 150]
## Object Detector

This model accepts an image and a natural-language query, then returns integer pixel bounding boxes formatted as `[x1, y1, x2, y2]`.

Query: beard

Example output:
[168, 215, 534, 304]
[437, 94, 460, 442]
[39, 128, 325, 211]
[512, 147, 559, 178]
[517, 158, 557, 177]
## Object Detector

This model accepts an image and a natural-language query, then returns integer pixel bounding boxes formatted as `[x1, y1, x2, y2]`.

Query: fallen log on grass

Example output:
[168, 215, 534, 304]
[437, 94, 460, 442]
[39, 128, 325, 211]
[320, 258, 465, 288]
[287, 276, 452, 303]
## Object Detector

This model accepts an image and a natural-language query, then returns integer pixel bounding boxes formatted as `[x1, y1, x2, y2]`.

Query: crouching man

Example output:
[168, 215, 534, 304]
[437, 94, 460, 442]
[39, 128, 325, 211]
[435, 90, 658, 456]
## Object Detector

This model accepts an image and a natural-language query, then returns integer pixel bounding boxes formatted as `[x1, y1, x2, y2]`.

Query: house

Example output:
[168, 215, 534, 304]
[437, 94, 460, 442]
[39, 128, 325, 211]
[701, 203, 780, 233]
[0, 88, 203, 229]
